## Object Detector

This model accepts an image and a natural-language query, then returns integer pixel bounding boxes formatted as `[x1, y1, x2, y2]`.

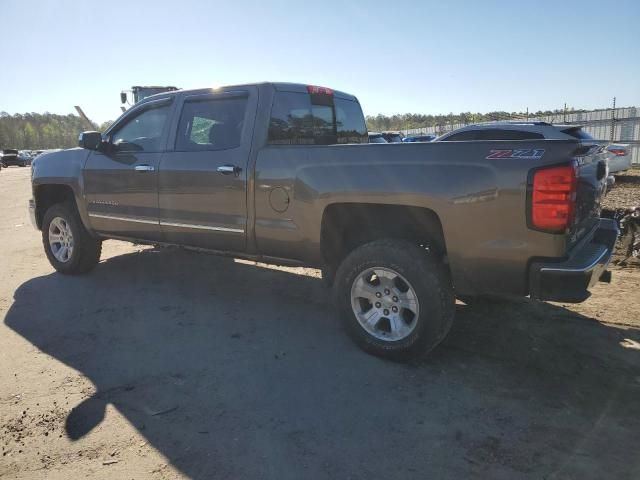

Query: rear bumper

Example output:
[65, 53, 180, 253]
[608, 157, 632, 173]
[529, 218, 618, 303]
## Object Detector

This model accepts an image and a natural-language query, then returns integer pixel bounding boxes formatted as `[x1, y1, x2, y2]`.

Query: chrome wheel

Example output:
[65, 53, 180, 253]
[48, 216, 74, 263]
[350, 267, 420, 341]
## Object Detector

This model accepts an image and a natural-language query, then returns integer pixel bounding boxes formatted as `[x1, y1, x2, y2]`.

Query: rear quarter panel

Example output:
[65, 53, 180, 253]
[254, 141, 581, 296]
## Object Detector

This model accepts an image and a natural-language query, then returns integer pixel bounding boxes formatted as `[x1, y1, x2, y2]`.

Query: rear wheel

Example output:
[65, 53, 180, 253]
[334, 239, 454, 360]
[42, 203, 102, 274]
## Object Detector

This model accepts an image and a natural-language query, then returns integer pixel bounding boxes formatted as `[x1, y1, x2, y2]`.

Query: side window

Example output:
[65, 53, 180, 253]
[175, 96, 247, 151]
[335, 98, 367, 144]
[111, 105, 170, 152]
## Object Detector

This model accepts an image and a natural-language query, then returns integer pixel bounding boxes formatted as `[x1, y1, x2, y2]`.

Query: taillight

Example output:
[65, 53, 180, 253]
[306, 85, 333, 95]
[608, 148, 627, 156]
[530, 164, 577, 232]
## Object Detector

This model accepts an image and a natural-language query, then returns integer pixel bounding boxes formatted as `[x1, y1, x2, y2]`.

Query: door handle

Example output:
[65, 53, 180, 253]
[135, 165, 155, 172]
[217, 165, 242, 176]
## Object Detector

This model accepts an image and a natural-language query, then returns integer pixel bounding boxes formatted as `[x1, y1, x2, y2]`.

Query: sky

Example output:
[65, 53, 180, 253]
[1, 0, 639, 123]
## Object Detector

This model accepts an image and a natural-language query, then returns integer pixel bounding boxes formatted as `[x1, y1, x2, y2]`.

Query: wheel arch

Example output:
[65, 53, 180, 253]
[320, 203, 447, 274]
[34, 184, 79, 230]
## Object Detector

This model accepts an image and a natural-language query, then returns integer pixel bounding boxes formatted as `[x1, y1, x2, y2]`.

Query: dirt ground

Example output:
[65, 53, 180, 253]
[1, 166, 639, 480]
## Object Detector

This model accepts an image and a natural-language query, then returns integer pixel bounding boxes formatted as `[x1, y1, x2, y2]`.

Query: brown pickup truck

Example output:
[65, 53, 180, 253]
[29, 82, 617, 359]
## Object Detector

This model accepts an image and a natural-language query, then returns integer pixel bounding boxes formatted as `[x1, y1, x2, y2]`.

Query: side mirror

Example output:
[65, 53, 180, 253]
[78, 131, 102, 150]
[120, 92, 127, 104]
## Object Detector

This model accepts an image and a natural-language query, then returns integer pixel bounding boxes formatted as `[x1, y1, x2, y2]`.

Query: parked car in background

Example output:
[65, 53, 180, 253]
[1, 149, 23, 167]
[435, 121, 595, 142]
[606, 144, 632, 174]
[381, 131, 404, 143]
[368, 132, 388, 143]
[18, 150, 34, 166]
[402, 135, 436, 143]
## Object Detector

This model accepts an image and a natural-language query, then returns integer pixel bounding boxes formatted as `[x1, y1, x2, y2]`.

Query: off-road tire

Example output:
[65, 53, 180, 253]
[333, 239, 455, 360]
[42, 203, 102, 274]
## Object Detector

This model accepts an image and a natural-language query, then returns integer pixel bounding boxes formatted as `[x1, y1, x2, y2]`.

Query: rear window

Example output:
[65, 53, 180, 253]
[335, 98, 368, 144]
[561, 127, 594, 140]
[442, 129, 544, 141]
[441, 131, 476, 141]
[476, 129, 543, 140]
[369, 135, 387, 143]
[268, 92, 367, 145]
[383, 133, 403, 143]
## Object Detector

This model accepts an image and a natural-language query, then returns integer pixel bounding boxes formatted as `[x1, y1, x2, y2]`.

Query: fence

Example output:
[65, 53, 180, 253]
[405, 107, 640, 166]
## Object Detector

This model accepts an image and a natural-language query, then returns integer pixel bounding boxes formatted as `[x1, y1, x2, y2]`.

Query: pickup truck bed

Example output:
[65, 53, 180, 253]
[29, 82, 616, 359]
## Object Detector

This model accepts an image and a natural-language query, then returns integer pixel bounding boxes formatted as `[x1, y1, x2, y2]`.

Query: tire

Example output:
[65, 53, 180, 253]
[42, 202, 102, 274]
[321, 264, 336, 288]
[333, 239, 455, 360]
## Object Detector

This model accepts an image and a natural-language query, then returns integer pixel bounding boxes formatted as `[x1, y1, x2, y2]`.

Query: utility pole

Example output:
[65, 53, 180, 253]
[610, 97, 616, 142]
[526, 107, 529, 121]
[563, 103, 567, 123]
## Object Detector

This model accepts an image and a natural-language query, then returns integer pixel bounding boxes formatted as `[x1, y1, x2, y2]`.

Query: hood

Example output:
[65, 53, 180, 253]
[31, 148, 90, 179]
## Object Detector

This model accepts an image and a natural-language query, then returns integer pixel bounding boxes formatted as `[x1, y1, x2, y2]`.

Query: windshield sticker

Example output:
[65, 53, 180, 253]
[486, 149, 545, 160]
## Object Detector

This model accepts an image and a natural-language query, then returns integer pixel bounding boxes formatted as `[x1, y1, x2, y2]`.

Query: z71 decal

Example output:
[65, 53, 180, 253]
[486, 149, 545, 160]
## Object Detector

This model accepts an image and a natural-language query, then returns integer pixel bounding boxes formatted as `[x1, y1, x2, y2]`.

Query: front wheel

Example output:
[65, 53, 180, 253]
[42, 203, 102, 274]
[333, 239, 455, 360]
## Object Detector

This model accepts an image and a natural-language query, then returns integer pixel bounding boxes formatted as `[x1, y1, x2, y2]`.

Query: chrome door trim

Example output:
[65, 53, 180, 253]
[160, 221, 244, 233]
[88, 213, 159, 225]
[89, 213, 244, 233]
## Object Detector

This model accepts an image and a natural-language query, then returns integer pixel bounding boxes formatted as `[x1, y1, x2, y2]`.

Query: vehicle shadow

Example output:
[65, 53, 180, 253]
[5, 248, 640, 479]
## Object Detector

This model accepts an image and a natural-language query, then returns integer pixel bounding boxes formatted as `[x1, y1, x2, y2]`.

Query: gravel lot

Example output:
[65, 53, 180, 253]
[1, 166, 639, 480]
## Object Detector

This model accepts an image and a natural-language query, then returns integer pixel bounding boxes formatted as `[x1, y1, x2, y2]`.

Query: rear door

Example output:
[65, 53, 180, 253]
[158, 88, 257, 251]
[84, 98, 173, 241]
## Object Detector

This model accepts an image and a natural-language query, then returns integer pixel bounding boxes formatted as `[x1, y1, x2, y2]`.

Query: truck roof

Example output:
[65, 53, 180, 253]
[139, 82, 359, 103]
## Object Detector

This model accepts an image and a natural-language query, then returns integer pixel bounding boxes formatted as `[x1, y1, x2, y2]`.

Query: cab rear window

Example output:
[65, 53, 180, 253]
[268, 92, 367, 145]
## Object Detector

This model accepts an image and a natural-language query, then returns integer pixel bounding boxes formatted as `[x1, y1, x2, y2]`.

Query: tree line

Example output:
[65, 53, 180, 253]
[0, 107, 589, 150]
[0, 112, 112, 150]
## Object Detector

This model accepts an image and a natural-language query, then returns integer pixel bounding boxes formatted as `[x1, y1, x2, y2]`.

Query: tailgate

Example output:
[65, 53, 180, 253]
[569, 142, 609, 247]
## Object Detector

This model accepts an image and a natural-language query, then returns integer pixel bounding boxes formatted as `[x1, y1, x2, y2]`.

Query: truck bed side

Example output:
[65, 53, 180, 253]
[254, 140, 587, 296]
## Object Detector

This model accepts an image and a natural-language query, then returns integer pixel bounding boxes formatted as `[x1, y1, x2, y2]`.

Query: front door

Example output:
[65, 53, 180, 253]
[84, 99, 173, 241]
[158, 89, 256, 251]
